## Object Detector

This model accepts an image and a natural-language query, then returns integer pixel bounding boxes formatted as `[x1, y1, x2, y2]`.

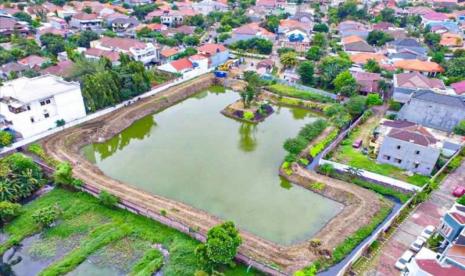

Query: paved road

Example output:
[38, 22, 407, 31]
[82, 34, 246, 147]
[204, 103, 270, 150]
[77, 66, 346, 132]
[366, 161, 463, 275]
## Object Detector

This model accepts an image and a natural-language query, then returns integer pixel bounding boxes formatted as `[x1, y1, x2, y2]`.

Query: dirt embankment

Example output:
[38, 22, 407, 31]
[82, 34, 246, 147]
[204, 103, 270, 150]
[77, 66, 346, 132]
[42, 74, 388, 274]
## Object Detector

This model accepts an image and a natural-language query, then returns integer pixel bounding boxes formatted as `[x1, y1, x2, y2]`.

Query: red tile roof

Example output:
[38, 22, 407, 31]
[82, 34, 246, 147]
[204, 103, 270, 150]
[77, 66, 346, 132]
[197, 44, 226, 55]
[98, 37, 147, 51]
[395, 72, 445, 90]
[73, 12, 99, 21]
[388, 125, 437, 147]
[170, 58, 193, 71]
[452, 80, 465, 95]
[416, 259, 464, 275]
[394, 60, 444, 73]
[85, 48, 120, 62]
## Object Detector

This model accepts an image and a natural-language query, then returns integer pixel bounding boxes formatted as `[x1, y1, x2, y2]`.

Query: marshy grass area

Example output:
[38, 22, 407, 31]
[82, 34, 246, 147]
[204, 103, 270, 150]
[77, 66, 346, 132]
[0, 188, 261, 276]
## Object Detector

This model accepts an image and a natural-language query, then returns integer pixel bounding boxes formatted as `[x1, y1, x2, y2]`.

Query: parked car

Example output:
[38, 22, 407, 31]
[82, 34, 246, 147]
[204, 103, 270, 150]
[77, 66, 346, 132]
[395, 250, 414, 271]
[352, 139, 362, 148]
[452, 186, 465, 197]
[410, 237, 426, 252]
[420, 225, 435, 240]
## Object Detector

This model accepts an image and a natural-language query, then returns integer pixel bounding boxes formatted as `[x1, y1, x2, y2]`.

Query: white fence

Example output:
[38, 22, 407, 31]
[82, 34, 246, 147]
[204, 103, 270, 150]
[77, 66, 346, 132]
[0, 67, 214, 155]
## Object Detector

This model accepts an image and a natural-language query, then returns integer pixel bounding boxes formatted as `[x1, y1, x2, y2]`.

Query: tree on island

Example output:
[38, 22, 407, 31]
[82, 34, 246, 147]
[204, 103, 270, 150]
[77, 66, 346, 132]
[195, 221, 242, 272]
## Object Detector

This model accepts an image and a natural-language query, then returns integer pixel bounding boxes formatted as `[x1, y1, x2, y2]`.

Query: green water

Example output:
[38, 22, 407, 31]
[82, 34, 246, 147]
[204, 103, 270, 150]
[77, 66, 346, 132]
[82, 89, 342, 245]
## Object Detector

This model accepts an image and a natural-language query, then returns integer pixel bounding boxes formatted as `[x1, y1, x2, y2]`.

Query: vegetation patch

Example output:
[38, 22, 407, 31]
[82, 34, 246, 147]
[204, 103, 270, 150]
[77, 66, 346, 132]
[130, 248, 163, 276]
[266, 84, 335, 103]
[309, 129, 339, 158]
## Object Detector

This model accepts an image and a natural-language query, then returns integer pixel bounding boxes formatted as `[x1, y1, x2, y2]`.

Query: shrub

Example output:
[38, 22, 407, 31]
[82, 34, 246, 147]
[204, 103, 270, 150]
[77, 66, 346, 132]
[298, 119, 327, 141]
[388, 99, 401, 111]
[309, 129, 338, 157]
[299, 158, 309, 166]
[318, 163, 334, 176]
[310, 182, 325, 191]
[0, 130, 14, 147]
[131, 248, 163, 276]
[53, 162, 74, 186]
[284, 153, 297, 163]
[283, 136, 308, 155]
[32, 204, 61, 228]
[242, 111, 254, 121]
[366, 94, 383, 106]
[28, 143, 59, 167]
[98, 190, 119, 208]
[457, 195, 465, 205]
[266, 84, 335, 103]
[454, 120, 465, 135]
[55, 119, 65, 127]
[281, 161, 293, 175]
[0, 201, 21, 224]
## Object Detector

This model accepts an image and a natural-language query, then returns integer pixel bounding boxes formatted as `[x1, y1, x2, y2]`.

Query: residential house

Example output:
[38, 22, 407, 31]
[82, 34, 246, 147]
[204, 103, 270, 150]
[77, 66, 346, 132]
[90, 37, 159, 65]
[256, 0, 277, 10]
[0, 62, 28, 79]
[421, 11, 451, 26]
[160, 47, 180, 62]
[107, 14, 140, 37]
[290, 12, 313, 24]
[18, 55, 49, 69]
[393, 72, 446, 103]
[69, 13, 103, 31]
[439, 204, 465, 244]
[278, 19, 311, 43]
[0, 15, 30, 37]
[376, 120, 440, 175]
[352, 72, 382, 95]
[451, 81, 465, 96]
[124, 0, 153, 6]
[256, 59, 274, 75]
[440, 33, 463, 48]
[192, 0, 229, 15]
[350, 53, 387, 66]
[337, 20, 369, 39]
[40, 60, 74, 78]
[405, 246, 465, 275]
[393, 60, 444, 77]
[0, 75, 86, 138]
[387, 38, 428, 60]
[158, 57, 193, 74]
[197, 43, 229, 68]
[342, 35, 375, 53]
[433, 0, 458, 8]
[397, 90, 465, 132]
[225, 23, 275, 44]
[84, 48, 120, 65]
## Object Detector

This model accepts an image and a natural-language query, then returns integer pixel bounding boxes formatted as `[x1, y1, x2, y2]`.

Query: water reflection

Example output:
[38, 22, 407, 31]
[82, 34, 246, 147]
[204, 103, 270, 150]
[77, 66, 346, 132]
[238, 122, 257, 152]
[291, 108, 309, 120]
[92, 115, 156, 161]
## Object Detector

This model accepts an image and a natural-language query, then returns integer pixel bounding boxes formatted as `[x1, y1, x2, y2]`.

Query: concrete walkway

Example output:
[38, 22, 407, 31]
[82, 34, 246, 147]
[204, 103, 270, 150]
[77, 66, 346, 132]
[365, 161, 462, 275]
[319, 160, 421, 193]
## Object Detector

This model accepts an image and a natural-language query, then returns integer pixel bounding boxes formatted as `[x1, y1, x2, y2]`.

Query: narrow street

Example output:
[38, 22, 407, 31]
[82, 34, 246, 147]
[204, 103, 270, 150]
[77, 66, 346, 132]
[364, 161, 463, 275]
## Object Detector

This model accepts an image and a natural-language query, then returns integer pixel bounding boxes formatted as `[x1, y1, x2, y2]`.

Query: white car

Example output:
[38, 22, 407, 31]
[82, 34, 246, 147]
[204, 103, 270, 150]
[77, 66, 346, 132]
[420, 225, 436, 240]
[409, 237, 426, 252]
[395, 250, 414, 271]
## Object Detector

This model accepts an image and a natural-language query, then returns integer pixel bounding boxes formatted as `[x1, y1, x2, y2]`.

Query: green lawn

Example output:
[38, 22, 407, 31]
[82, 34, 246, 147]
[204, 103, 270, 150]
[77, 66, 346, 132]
[1, 188, 262, 276]
[332, 128, 429, 187]
[266, 84, 335, 103]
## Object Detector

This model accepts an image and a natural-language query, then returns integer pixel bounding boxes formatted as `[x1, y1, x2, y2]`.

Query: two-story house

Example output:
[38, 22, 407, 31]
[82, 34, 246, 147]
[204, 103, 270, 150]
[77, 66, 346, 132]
[90, 37, 159, 65]
[0, 75, 86, 138]
[197, 44, 229, 68]
[393, 72, 447, 103]
[376, 120, 440, 175]
[69, 12, 103, 31]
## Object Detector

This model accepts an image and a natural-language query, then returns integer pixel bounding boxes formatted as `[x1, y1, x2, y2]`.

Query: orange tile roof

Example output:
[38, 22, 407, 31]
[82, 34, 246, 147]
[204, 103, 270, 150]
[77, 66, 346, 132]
[160, 47, 179, 58]
[342, 35, 364, 45]
[440, 33, 463, 47]
[394, 59, 444, 73]
[350, 53, 387, 64]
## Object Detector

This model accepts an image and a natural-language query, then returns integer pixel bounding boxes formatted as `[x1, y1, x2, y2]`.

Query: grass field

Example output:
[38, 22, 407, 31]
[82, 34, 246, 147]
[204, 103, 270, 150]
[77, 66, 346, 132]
[332, 127, 429, 187]
[0, 188, 261, 276]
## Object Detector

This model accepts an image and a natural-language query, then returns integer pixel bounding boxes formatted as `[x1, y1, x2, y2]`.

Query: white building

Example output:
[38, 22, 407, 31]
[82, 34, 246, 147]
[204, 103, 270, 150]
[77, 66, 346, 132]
[90, 37, 159, 65]
[192, 0, 229, 15]
[0, 75, 86, 138]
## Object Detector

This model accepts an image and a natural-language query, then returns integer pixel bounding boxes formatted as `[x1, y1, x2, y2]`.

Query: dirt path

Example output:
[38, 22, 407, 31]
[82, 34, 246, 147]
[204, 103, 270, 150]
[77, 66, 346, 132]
[42, 75, 387, 274]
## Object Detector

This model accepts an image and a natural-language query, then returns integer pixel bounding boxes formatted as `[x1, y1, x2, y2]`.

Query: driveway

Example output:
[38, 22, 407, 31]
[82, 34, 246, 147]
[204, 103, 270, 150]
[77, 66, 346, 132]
[366, 162, 463, 275]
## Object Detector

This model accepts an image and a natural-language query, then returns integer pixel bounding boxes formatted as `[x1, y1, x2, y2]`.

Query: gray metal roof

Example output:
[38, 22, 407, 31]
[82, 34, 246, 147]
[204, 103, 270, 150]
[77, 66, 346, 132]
[413, 90, 465, 109]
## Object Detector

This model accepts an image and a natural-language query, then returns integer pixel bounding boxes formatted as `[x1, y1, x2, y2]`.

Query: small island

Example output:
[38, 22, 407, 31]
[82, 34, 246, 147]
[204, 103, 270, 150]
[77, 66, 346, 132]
[221, 73, 274, 123]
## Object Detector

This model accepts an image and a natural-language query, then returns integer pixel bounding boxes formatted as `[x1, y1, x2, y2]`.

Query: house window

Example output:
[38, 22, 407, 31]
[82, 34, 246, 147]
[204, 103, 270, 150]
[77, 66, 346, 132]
[396, 145, 401, 150]
[383, 155, 391, 160]
[415, 150, 420, 155]
[30, 117, 35, 123]
[44, 113, 49, 118]
[394, 158, 402, 164]
[414, 163, 420, 169]
[26, 105, 31, 111]
[45, 99, 51, 104]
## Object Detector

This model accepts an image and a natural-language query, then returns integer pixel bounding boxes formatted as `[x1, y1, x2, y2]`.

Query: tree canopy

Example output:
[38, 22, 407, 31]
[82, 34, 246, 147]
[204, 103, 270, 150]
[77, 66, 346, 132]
[297, 61, 314, 85]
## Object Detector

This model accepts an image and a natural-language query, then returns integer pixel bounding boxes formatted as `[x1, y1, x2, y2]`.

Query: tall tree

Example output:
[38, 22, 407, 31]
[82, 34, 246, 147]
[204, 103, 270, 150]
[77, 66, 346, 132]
[297, 61, 314, 85]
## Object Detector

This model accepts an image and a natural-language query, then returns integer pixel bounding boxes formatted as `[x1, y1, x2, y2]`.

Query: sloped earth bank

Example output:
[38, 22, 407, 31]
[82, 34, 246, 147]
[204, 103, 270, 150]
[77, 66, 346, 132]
[42, 74, 386, 274]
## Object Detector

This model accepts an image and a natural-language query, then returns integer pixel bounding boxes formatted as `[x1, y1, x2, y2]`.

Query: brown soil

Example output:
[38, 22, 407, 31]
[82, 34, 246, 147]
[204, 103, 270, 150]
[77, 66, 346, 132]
[42, 74, 388, 274]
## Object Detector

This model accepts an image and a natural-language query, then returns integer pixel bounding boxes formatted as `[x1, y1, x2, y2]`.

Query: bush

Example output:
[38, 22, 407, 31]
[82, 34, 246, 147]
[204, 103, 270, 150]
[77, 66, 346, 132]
[457, 195, 465, 205]
[388, 100, 402, 111]
[309, 129, 338, 157]
[131, 248, 163, 276]
[266, 84, 335, 103]
[299, 158, 310, 166]
[53, 162, 74, 186]
[242, 111, 254, 121]
[0, 130, 14, 147]
[0, 201, 21, 224]
[283, 136, 308, 155]
[454, 120, 465, 135]
[98, 190, 119, 208]
[366, 94, 383, 106]
[298, 119, 327, 141]
[28, 143, 59, 167]
[318, 163, 334, 176]
[310, 182, 325, 191]
[32, 204, 61, 228]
